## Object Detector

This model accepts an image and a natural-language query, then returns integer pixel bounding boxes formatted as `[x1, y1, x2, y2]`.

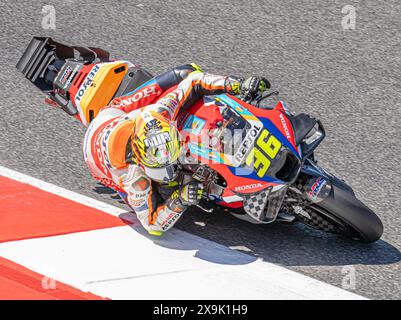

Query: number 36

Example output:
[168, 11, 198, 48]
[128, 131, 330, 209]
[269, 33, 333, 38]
[245, 129, 281, 178]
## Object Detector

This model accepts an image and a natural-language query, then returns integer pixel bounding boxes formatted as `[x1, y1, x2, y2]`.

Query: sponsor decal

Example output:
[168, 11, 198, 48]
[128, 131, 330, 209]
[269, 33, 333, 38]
[279, 113, 291, 140]
[98, 116, 132, 172]
[94, 133, 108, 178]
[75, 64, 101, 102]
[59, 66, 72, 85]
[162, 93, 178, 114]
[144, 118, 162, 132]
[187, 142, 222, 163]
[144, 132, 171, 147]
[132, 192, 148, 199]
[293, 205, 311, 219]
[162, 211, 182, 230]
[234, 125, 262, 164]
[129, 198, 146, 208]
[161, 212, 176, 225]
[93, 118, 120, 178]
[191, 119, 206, 135]
[308, 177, 327, 202]
[234, 183, 263, 192]
[75, 65, 100, 102]
[102, 127, 115, 171]
[183, 115, 206, 136]
[63, 65, 80, 89]
[116, 86, 157, 106]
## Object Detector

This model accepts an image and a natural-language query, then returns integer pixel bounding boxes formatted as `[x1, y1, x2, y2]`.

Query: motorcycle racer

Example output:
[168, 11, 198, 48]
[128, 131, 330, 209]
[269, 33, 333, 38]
[15, 37, 384, 243]
[83, 63, 269, 235]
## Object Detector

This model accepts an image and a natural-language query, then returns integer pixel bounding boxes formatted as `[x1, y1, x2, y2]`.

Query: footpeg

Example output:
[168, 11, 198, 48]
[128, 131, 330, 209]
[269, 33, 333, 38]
[275, 211, 295, 224]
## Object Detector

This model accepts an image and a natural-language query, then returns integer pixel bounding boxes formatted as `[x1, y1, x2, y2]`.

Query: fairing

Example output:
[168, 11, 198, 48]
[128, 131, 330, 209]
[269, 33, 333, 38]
[178, 94, 302, 199]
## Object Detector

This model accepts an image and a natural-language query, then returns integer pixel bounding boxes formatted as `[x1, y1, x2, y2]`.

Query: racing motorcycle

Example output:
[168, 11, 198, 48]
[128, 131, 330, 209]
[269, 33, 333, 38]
[16, 37, 383, 243]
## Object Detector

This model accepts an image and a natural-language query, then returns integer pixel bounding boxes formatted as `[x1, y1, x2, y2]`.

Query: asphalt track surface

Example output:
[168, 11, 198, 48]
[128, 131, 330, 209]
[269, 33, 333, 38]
[0, 0, 400, 299]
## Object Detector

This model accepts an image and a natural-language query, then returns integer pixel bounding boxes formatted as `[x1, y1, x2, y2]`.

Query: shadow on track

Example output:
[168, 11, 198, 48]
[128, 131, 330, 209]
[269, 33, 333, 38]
[94, 184, 257, 266]
[177, 207, 401, 268]
[119, 212, 258, 266]
[93, 184, 400, 268]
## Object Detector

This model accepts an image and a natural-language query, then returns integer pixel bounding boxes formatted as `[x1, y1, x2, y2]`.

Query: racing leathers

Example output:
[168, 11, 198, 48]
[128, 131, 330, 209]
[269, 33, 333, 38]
[83, 65, 244, 235]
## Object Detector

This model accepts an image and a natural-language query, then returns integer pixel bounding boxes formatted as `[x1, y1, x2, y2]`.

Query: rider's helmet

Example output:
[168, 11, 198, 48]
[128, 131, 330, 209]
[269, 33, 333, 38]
[131, 110, 182, 183]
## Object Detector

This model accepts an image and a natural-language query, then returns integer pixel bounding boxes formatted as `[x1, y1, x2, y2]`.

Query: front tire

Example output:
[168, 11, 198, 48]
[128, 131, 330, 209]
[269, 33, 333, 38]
[310, 184, 383, 243]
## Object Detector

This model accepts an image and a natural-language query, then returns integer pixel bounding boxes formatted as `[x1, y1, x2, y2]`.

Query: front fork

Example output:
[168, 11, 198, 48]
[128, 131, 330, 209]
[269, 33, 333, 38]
[292, 157, 354, 205]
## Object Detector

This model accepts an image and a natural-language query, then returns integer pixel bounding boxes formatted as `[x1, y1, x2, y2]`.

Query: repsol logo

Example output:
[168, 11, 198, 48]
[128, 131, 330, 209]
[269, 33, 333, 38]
[234, 125, 261, 164]
[75, 64, 100, 102]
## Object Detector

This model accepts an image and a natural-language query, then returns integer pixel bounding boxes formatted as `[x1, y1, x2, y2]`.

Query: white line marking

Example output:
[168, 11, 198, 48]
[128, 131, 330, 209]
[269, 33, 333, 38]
[0, 165, 367, 299]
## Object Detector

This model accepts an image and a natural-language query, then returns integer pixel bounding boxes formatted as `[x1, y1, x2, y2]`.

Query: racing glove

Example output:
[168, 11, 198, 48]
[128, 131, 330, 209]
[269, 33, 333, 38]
[178, 182, 204, 206]
[240, 76, 271, 101]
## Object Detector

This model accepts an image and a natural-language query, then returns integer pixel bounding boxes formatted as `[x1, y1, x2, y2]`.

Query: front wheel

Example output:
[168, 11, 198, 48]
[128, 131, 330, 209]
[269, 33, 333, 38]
[289, 184, 383, 243]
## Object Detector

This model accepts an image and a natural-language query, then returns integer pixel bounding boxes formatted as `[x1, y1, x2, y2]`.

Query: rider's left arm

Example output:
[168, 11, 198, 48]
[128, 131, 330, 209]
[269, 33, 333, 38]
[152, 71, 242, 119]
